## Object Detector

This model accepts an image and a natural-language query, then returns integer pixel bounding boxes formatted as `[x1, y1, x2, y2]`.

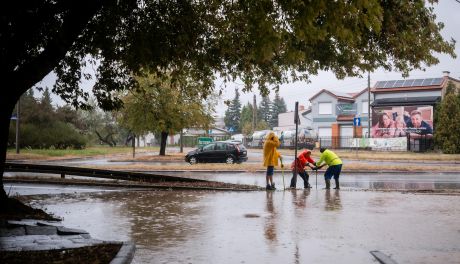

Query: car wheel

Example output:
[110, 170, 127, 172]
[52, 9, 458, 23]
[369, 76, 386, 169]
[226, 156, 235, 164]
[189, 156, 198, 165]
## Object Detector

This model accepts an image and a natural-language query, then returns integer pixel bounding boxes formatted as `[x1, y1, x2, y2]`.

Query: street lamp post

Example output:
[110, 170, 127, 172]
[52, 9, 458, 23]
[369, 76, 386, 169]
[368, 72, 371, 138]
[16, 97, 20, 154]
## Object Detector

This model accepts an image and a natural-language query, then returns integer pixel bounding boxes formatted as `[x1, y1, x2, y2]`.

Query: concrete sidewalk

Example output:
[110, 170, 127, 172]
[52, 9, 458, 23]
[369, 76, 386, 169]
[0, 219, 135, 264]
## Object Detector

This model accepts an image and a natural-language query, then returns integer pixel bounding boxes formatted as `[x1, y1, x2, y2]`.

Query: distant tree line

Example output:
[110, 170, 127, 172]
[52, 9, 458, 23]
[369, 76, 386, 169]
[224, 89, 287, 135]
[8, 88, 129, 149]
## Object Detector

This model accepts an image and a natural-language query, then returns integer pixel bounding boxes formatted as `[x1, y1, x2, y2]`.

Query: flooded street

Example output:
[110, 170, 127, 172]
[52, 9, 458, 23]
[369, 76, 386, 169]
[161, 171, 460, 191]
[9, 184, 460, 264]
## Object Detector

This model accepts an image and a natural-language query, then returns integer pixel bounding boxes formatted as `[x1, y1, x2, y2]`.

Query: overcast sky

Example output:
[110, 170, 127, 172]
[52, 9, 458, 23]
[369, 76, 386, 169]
[39, 1, 459, 117]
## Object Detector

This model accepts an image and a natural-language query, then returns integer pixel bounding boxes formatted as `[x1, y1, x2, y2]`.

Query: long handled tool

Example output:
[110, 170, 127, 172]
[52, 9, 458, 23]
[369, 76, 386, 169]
[315, 168, 318, 189]
[281, 163, 286, 190]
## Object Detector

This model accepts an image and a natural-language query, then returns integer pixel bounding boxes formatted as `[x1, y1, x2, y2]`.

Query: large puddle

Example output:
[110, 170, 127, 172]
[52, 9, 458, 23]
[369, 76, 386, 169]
[15, 186, 460, 264]
[148, 171, 460, 191]
[5, 171, 460, 191]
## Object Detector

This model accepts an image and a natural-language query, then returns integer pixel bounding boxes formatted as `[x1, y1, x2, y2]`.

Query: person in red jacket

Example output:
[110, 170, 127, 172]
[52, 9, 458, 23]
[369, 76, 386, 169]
[289, 149, 316, 189]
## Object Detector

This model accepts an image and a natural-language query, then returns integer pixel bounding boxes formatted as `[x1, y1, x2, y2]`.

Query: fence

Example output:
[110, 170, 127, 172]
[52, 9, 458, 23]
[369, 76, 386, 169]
[318, 137, 355, 149]
[406, 134, 434, 152]
[237, 135, 433, 152]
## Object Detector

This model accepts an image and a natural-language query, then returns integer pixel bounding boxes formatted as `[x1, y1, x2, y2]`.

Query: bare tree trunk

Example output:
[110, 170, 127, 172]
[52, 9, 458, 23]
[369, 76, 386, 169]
[0, 95, 19, 201]
[1, 1, 109, 202]
[159, 131, 168, 156]
[95, 130, 115, 147]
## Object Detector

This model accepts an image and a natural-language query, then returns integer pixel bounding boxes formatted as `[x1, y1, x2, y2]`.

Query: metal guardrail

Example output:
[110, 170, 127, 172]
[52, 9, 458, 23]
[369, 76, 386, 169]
[4, 162, 208, 183]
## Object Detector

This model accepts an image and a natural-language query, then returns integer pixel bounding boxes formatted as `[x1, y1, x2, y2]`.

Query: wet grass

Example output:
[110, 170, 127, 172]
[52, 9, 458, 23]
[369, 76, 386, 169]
[7, 146, 460, 162]
[6, 146, 159, 160]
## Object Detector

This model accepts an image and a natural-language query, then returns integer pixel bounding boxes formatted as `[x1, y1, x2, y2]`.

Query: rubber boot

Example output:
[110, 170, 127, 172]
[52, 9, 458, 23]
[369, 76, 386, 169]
[333, 179, 340, 190]
[290, 172, 297, 189]
[304, 174, 311, 189]
[324, 179, 331, 189]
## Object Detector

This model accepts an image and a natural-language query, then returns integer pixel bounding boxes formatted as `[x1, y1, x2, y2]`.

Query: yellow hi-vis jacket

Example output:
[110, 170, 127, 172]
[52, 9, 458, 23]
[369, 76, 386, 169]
[316, 149, 342, 167]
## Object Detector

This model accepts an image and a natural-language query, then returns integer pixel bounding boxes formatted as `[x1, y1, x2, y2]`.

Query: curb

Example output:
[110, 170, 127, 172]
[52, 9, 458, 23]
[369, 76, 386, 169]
[110, 242, 136, 264]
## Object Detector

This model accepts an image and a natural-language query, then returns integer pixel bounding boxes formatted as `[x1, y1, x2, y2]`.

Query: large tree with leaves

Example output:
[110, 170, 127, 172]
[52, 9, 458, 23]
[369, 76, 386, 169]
[434, 82, 460, 153]
[224, 89, 242, 133]
[118, 72, 214, 155]
[0, 1, 456, 199]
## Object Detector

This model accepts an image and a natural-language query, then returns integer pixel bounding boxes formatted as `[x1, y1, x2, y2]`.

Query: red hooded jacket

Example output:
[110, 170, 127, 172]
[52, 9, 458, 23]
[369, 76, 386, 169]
[291, 150, 315, 173]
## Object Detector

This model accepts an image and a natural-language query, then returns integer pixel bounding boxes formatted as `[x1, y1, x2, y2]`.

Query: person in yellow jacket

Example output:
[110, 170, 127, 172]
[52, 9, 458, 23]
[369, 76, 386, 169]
[263, 131, 283, 190]
[314, 147, 343, 189]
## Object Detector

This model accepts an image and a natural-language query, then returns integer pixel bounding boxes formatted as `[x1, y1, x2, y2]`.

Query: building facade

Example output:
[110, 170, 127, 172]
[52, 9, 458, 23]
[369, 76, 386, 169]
[309, 88, 370, 148]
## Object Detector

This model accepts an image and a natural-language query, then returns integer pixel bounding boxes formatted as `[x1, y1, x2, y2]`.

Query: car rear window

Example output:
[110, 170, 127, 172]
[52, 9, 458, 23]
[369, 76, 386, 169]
[237, 144, 246, 151]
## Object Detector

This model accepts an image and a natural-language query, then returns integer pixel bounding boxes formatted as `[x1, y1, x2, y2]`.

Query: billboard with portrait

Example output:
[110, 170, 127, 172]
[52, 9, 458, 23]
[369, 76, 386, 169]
[371, 106, 434, 138]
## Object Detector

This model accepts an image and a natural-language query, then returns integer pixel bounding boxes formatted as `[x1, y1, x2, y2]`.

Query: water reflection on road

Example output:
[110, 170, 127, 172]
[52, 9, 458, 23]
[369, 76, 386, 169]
[160, 171, 460, 190]
[20, 187, 460, 264]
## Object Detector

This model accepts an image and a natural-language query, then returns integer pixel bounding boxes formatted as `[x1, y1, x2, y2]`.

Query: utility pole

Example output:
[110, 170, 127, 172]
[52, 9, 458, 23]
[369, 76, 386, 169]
[367, 72, 371, 137]
[132, 133, 136, 159]
[292, 101, 299, 188]
[252, 94, 257, 131]
[180, 129, 183, 153]
[16, 97, 20, 154]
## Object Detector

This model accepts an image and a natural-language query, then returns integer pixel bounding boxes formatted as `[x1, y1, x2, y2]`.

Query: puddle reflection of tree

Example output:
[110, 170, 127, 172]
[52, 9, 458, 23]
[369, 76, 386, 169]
[114, 191, 206, 248]
[325, 189, 342, 211]
[290, 190, 310, 264]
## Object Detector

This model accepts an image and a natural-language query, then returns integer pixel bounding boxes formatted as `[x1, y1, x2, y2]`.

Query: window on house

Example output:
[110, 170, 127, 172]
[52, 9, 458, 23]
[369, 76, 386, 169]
[318, 127, 332, 137]
[318, 102, 332, 115]
[362, 101, 369, 114]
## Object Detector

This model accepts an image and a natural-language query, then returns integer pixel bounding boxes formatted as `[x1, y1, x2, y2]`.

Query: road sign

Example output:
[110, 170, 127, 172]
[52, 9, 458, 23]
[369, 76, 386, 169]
[197, 137, 213, 147]
[10, 114, 17, 120]
[228, 127, 235, 133]
[353, 117, 361, 126]
[294, 102, 300, 125]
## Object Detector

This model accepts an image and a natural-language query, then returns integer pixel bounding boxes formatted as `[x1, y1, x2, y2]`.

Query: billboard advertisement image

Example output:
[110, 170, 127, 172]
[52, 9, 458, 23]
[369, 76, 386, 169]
[371, 106, 434, 138]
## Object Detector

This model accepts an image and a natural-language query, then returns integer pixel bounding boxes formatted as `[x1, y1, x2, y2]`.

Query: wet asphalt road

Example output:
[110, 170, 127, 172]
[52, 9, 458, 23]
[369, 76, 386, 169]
[8, 184, 460, 264]
[5, 170, 460, 191]
[6, 148, 460, 263]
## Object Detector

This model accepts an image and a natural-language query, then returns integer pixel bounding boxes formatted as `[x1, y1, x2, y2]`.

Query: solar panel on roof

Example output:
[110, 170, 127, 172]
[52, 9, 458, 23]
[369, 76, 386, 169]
[431, 78, 443, 85]
[395, 80, 405, 87]
[421, 78, 434, 86]
[412, 79, 424, 86]
[375, 77, 443, 89]
[375, 81, 386, 88]
[385, 80, 397, 88]
[403, 79, 415, 86]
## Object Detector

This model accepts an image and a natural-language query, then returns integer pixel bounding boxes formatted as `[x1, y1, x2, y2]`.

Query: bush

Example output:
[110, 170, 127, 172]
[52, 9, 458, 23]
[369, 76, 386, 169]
[16, 121, 86, 149]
